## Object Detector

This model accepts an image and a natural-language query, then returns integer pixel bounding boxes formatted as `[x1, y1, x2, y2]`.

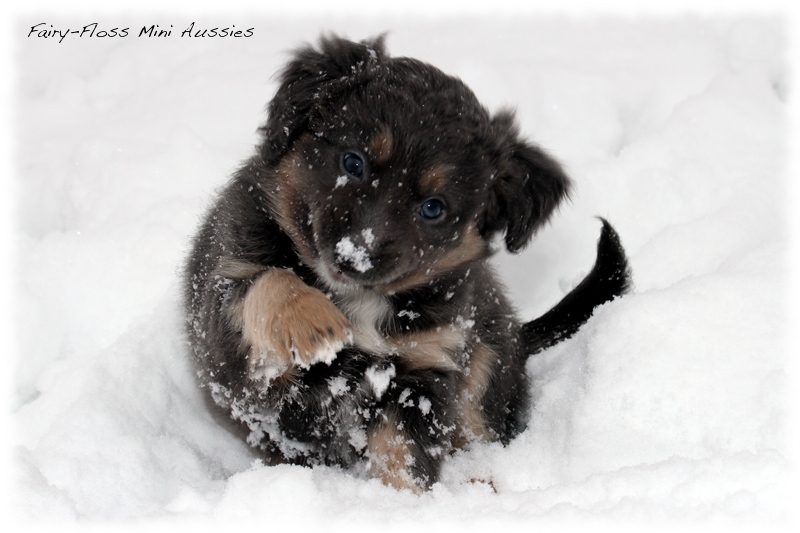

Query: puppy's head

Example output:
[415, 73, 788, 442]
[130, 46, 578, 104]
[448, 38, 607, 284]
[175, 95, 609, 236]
[261, 35, 571, 294]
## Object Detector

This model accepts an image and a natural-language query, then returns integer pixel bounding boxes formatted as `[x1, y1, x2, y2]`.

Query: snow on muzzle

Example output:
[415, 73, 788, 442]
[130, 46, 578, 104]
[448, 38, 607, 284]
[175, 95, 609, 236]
[334, 229, 376, 274]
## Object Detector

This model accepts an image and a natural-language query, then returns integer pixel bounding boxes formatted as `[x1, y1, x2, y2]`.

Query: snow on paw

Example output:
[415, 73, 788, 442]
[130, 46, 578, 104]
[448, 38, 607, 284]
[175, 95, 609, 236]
[242, 268, 352, 382]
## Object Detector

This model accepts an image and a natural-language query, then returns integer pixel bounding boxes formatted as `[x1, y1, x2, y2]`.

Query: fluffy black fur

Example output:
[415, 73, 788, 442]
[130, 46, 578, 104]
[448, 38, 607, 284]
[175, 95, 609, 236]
[183, 35, 630, 491]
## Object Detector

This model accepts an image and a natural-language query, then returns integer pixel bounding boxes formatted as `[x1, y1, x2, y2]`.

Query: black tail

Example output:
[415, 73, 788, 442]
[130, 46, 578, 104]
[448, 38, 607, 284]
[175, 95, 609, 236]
[520, 218, 631, 356]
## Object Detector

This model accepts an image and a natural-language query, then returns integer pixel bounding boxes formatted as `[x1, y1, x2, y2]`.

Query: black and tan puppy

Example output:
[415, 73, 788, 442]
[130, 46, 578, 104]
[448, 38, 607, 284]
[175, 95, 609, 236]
[184, 35, 629, 492]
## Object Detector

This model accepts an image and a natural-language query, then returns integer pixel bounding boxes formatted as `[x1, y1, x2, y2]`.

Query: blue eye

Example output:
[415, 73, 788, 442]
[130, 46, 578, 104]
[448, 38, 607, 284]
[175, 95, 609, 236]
[341, 151, 365, 179]
[419, 197, 446, 221]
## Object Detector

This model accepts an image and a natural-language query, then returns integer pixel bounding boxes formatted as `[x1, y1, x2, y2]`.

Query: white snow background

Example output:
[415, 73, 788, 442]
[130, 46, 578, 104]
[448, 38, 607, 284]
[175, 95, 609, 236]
[10, 11, 794, 530]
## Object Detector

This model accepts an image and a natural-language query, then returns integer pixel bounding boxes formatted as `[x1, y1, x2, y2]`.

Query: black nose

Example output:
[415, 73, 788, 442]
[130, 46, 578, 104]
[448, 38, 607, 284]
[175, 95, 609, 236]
[333, 260, 362, 278]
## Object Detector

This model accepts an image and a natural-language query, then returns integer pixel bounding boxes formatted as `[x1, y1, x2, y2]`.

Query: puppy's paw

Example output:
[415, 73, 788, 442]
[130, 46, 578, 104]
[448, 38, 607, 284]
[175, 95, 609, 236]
[241, 268, 352, 382]
[367, 414, 426, 494]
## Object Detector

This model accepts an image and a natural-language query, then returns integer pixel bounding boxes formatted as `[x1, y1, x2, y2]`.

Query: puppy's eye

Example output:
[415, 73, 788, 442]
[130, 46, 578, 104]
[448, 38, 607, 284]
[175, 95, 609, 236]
[341, 151, 366, 179]
[418, 197, 446, 221]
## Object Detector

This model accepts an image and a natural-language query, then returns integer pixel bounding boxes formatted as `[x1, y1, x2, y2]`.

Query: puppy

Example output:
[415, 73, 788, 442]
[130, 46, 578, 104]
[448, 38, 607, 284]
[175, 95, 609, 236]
[183, 35, 630, 492]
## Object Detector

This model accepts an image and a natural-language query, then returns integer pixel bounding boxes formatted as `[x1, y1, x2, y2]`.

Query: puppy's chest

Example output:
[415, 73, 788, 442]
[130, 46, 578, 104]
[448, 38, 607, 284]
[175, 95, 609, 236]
[335, 291, 469, 373]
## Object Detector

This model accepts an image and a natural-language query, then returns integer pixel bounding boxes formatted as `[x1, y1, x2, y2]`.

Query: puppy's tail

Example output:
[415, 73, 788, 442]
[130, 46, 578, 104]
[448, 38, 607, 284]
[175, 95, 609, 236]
[519, 218, 631, 356]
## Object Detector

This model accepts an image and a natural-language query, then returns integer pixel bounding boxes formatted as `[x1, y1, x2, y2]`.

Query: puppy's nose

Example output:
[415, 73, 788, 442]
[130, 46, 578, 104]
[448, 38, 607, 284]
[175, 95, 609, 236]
[334, 229, 376, 274]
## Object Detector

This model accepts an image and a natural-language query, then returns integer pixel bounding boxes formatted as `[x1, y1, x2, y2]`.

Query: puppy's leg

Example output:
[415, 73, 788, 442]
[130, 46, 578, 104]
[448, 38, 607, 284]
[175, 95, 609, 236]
[367, 411, 421, 492]
[240, 268, 352, 382]
[366, 371, 457, 492]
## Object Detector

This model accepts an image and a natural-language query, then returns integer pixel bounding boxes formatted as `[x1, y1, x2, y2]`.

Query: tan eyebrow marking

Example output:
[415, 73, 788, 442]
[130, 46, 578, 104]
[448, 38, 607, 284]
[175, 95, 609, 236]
[418, 163, 454, 195]
[367, 126, 393, 166]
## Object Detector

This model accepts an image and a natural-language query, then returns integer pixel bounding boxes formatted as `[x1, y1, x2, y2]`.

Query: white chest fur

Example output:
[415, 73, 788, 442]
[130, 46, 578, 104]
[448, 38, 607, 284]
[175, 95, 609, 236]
[333, 288, 463, 373]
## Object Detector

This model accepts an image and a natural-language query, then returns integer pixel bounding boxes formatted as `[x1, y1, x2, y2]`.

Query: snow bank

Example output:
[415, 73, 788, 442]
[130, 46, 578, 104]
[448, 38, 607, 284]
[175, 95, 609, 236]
[12, 14, 790, 528]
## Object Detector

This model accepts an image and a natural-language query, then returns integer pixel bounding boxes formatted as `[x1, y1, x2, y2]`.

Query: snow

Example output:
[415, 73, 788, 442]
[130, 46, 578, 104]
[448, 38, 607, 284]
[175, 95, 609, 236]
[365, 364, 397, 401]
[328, 376, 350, 397]
[335, 236, 374, 272]
[362, 228, 375, 246]
[10, 9, 794, 530]
[296, 335, 348, 368]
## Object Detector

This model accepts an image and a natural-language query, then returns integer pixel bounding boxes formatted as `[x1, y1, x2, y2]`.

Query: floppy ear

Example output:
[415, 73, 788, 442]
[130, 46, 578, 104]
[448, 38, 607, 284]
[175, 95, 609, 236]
[480, 111, 572, 253]
[260, 34, 387, 164]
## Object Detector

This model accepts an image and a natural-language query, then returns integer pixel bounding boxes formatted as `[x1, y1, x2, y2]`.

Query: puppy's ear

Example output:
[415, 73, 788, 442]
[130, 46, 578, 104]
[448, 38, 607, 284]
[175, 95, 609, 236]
[260, 34, 387, 164]
[480, 111, 572, 253]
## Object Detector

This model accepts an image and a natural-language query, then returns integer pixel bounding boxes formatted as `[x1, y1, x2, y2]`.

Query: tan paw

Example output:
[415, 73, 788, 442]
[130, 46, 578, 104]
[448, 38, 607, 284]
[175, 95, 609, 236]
[367, 413, 425, 494]
[241, 268, 352, 382]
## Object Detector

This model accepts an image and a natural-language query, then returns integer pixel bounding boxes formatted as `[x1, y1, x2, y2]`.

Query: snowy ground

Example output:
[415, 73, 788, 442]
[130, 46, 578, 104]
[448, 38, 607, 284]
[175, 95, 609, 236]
[11, 11, 793, 530]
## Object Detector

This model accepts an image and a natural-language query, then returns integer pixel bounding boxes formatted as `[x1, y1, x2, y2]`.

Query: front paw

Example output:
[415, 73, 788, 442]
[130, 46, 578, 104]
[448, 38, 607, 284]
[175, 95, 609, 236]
[241, 269, 352, 382]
